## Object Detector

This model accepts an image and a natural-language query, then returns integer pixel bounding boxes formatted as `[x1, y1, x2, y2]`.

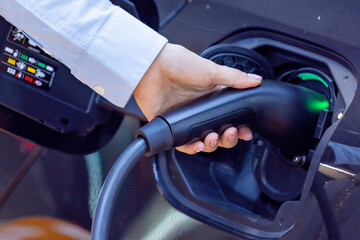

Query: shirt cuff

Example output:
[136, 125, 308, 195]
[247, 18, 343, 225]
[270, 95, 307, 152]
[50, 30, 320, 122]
[74, 7, 168, 107]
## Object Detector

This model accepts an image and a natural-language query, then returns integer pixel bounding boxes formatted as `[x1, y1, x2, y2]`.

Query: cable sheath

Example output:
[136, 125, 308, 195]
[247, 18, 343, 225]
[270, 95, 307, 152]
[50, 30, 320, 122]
[91, 138, 147, 240]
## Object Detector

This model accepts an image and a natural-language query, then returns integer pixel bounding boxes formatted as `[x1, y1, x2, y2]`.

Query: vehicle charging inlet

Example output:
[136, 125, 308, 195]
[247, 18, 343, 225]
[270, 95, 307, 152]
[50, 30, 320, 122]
[91, 80, 328, 240]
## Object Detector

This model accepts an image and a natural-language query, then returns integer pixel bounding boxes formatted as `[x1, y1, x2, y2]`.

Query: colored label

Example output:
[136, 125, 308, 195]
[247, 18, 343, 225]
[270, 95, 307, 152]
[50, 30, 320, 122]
[27, 66, 36, 74]
[37, 61, 46, 68]
[7, 67, 16, 75]
[5, 47, 14, 54]
[24, 75, 33, 83]
[20, 53, 28, 61]
[46, 65, 54, 72]
[7, 57, 16, 65]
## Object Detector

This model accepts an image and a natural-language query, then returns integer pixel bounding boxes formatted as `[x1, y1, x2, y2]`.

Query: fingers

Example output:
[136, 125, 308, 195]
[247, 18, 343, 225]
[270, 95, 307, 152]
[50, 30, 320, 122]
[176, 126, 253, 154]
[210, 63, 262, 89]
[218, 127, 239, 148]
[176, 141, 205, 155]
[175, 133, 219, 154]
[238, 125, 253, 141]
[202, 132, 219, 152]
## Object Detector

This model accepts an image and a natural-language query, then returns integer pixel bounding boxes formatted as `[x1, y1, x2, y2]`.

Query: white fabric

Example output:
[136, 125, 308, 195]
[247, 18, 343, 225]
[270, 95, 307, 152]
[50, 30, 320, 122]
[0, 0, 168, 107]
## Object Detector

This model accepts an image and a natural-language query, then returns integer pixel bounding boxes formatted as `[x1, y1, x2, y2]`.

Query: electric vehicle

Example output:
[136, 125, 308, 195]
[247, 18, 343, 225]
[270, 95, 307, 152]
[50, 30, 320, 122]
[0, 0, 359, 240]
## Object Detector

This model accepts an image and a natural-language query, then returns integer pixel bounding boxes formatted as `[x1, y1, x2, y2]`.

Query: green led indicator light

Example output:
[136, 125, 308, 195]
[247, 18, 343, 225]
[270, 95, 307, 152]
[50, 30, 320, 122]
[37, 61, 46, 68]
[297, 73, 329, 88]
[20, 54, 28, 61]
[307, 96, 330, 112]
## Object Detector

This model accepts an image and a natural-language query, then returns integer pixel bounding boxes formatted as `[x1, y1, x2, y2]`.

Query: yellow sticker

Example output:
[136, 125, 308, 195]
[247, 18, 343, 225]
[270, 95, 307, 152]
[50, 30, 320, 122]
[27, 66, 36, 74]
[7, 57, 15, 65]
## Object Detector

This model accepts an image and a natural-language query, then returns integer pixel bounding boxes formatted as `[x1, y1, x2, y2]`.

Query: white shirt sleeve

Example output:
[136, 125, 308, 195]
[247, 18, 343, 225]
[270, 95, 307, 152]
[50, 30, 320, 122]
[0, 0, 168, 107]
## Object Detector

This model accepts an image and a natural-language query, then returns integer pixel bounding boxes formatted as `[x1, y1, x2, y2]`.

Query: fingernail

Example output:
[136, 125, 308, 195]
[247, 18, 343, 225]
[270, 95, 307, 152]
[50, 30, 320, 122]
[244, 133, 253, 141]
[229, 131, 237, 141]
[211, 139, 218, 147]
[247, 73, 262, 81]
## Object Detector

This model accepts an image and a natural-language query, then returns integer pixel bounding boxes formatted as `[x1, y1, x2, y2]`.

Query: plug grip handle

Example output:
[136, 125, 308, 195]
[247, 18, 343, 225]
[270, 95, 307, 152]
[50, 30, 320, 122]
[176, 108, 255, 146]
[137, 80, 327, 156]
[160, 80, 326, 155]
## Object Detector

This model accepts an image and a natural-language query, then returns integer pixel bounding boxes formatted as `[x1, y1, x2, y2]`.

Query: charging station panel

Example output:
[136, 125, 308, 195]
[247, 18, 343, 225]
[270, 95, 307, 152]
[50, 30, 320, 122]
[0, 18, 124, 154]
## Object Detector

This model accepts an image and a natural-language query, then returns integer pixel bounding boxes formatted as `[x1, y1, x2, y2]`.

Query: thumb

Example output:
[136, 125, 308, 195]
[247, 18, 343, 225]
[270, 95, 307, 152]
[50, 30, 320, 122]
[211, 64, 262, 89]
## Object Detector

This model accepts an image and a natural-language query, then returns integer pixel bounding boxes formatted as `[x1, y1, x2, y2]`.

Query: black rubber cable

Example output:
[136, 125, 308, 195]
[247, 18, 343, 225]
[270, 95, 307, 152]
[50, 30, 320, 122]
[91, 138, 148, 240]
[312, 175, 343, 240]
[159, 0, 189, 30]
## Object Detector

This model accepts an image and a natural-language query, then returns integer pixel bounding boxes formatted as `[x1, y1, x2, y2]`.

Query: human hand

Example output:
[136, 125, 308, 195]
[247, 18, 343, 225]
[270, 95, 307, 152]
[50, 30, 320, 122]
[133, 43, 262, 154]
